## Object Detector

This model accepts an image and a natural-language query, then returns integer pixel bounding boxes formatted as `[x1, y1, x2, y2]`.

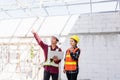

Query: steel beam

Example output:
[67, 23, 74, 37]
[0, 31, 120, 39]
[0, 42, 37, 46]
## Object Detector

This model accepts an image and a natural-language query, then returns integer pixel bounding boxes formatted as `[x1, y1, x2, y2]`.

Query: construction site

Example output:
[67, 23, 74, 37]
[0, 0, 120, 80]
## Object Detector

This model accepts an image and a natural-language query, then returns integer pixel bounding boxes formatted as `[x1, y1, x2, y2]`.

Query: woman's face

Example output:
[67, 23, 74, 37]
[70, 38, 77, 47]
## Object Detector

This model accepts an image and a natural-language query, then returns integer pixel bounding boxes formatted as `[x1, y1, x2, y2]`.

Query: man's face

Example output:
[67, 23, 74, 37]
[51, 37, 58, 44]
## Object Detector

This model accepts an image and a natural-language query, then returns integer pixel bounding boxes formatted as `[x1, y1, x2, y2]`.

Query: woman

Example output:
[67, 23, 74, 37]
[64, 35, 81, 80]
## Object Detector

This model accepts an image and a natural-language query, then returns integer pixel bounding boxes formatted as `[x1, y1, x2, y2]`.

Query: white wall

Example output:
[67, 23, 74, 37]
[60, 12, 120, 80]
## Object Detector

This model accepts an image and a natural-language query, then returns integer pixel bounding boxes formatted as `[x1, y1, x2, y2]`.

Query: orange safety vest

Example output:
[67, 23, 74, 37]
[64, 48, 79, 71]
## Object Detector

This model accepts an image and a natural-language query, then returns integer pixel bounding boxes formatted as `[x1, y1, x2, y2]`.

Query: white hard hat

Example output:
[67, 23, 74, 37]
[52, 35, 59, 42]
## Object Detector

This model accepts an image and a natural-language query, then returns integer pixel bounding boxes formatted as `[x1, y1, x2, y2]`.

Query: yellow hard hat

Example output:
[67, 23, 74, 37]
[70, 35, 80, 43]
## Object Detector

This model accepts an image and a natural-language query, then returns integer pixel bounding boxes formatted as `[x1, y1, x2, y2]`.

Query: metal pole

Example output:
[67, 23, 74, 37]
[90, 0, 93, 14]
[44, 7, 49, 16]
[37, 17, 47, 32]
[115, 1, 118, 11]
[25, 17, 39, 37]
[30, 17, 47, 42]
[119, 0, 120, 11]
[9, 19, 23, 42]
[59, 15, 72, 36]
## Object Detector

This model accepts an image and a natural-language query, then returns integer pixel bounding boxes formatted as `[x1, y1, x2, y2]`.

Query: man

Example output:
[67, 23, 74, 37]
[32, 29, 62, 80]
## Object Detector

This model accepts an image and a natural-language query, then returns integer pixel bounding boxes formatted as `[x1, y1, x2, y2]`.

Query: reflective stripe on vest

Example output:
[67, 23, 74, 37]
[64, 48, 79, 71]
[43, 47, 59, 67]
[65, 62, 76, 65]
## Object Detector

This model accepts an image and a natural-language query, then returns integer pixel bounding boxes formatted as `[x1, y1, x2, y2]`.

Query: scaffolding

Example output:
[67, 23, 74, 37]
[0, 43, 44, 80]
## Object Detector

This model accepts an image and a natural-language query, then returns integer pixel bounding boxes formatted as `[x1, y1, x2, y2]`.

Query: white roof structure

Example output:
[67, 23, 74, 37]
[0, 0, 119, 43]
[0, 0, 119, 19]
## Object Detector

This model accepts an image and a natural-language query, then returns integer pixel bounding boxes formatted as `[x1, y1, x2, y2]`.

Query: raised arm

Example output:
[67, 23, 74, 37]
[32, 30, 48, 50]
